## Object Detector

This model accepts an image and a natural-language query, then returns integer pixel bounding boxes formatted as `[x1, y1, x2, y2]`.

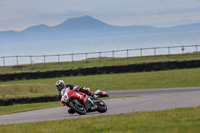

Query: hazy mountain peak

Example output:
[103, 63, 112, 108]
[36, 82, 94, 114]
[67, 15, 94, 21]
[54, 15, 111, 30]
[23, 24, 49, 32]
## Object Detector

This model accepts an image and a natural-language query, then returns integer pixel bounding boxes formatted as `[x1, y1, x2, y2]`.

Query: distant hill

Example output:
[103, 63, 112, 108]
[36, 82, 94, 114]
[0, 15, 200, 43]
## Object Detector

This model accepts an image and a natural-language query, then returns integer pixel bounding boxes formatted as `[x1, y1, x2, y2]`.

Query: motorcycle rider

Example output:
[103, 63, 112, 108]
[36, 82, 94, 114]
[55, 80, 96, 114]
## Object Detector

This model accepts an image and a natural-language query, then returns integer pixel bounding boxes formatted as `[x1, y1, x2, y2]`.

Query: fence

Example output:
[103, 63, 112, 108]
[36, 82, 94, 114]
[0, 44, 200, 66]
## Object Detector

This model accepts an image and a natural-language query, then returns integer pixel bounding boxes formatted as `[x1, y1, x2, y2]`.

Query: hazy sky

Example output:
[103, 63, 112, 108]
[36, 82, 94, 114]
[0, 0, 200, 31]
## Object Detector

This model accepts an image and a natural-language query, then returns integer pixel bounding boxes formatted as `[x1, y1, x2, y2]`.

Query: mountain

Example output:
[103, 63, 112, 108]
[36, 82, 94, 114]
[54, 15, 115, 31]
[0, 15, 200, 43]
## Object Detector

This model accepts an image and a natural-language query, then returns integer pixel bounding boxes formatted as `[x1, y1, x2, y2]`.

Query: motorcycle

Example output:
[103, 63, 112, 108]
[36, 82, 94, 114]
[61, 87, 107, 115]
[92, 90, 109, 98]
[83, 88, 109, 98]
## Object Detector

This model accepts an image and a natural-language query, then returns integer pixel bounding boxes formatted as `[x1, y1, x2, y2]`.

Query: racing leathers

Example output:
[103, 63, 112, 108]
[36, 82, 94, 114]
[58, 83, 94, 99]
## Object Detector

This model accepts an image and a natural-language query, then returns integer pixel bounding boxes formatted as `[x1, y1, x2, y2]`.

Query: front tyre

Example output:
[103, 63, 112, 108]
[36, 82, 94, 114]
[96, 100, 107, 113]
[69, 99, 86, 115]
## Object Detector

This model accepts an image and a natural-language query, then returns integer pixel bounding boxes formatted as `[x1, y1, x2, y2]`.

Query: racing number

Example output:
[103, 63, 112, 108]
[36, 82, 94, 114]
[63, 95, 68, 102]
[76, 93, 82, 99]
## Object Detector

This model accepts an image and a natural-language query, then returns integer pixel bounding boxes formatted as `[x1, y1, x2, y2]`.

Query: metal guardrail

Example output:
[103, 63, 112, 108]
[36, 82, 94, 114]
[0, 44, 199, 66]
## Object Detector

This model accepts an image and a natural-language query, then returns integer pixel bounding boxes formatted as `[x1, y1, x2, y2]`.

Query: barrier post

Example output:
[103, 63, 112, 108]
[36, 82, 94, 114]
[99, 52, 101, 58]
[168, 47, 170, 55]
[3, 57, 5, 66]
[16, 56, 18, 66]
[71, 54, 73, 62]
[196, 45, 198, 52]
[44, 55, 46, 63]
[99, 52, 101, 62]
[182, 46, 185, 54]
[154, 47, 156, 55]
[85, 53, 88, 62]
[30, 56, 32, 65]
[58, 54, 60, 62]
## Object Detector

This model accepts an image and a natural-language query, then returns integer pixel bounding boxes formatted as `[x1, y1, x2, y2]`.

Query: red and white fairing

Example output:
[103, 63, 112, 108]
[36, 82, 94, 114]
[61, 88, 88, 107]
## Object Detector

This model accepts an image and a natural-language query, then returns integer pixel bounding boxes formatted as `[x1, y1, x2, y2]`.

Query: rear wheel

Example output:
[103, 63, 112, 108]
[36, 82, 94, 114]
[69, 99, 86, 115]
[96, 100, 107, 113]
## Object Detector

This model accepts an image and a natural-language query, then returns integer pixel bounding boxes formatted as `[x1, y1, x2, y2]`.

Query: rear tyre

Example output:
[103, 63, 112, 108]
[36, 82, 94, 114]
[69, 99, 86, 115]
[96, 100, 107, 113]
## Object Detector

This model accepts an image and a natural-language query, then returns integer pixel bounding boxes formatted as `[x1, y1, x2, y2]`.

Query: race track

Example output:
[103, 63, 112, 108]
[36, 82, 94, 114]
[0, 87, 200, 125]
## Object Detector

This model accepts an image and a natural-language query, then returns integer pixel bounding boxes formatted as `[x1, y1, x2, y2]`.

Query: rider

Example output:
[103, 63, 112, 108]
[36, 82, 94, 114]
[55, 80, 96, 114]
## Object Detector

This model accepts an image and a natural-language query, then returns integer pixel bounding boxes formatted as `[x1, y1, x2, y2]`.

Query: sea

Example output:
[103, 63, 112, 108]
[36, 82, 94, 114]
[0, 32, 200, 66]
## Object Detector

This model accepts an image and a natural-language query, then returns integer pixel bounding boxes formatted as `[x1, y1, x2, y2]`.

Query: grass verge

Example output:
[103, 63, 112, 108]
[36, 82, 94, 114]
[1, 68, 200, 99]
[0, 106, 200, 133]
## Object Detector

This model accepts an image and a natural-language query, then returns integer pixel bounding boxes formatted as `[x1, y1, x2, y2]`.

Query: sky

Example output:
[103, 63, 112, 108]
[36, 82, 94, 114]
[0, 0, 200, 31]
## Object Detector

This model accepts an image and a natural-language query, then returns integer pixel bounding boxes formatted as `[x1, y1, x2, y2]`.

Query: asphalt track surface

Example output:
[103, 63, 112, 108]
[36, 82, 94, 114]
[0, 87, 200, 125]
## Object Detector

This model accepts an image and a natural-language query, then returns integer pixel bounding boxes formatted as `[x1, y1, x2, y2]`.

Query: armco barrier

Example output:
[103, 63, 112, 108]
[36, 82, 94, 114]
[0, 60, 200, 81]
[169, 61, 177, 69]
[24, 73, 31, 79]
[153, 62, 162, 71]
[15, 73, 24, 80]
[63, 70, 71, 76]
[0, 95, 60, 106]
[96, 66, 104, 74]
[177, 61, 186, 69]
[194, 60, 200, 67]
[55, 70, 66, 77]
[161, 62, 169, 70]
[128, 64, 139, 72]
[120, 65, 129, 73]
[80, 68, 91, 76]
[144, 63, 153, 71]
[186, 60, 193, 68]
[71, 69, 80, 76]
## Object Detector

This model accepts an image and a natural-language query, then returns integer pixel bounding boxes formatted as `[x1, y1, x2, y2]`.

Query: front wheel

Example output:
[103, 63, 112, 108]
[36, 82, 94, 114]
[69, 99, 86, 115]
[96, 100, 107, 113]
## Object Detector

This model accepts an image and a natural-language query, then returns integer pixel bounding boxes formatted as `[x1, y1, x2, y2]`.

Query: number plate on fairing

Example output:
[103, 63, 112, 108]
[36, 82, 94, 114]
[62, 95, 68, 102]
[61, 89, 70, 102]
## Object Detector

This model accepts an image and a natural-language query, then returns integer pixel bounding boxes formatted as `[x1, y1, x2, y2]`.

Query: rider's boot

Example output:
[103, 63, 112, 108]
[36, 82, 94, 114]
[90, 105, 97, 111]
[68, 109, 75, 114]
[88, 97, 95, 105]
[88, 97, 97, 111]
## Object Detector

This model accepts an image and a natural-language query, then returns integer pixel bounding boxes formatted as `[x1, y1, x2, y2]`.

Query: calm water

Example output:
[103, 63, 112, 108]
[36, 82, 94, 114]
[0, 32, 200, 66]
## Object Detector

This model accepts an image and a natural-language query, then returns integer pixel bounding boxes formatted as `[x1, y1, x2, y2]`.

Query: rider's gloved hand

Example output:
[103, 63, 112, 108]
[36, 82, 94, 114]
[93, 94, 98, 99]
[89, 92, 93, 96]
[79, 87, 97, 98]
[90, 92, 98, 99]
[89, 91, 94, 97]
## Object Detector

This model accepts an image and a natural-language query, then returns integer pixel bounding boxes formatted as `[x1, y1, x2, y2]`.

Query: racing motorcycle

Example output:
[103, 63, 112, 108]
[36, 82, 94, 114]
[83, 88, 109, 98]
[92, 90, 109, 98]
[61, 87, 107, 115]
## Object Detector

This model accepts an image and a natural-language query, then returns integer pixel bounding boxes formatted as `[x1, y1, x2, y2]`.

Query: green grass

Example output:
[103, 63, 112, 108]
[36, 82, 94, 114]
[1, 52, 200, 74]
[1, 68, 200, 99]
[0, 106, 200, 133]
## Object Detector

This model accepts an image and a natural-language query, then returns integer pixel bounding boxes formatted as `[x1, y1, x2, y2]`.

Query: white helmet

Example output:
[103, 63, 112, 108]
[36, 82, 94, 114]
[55, 80, 65, 91]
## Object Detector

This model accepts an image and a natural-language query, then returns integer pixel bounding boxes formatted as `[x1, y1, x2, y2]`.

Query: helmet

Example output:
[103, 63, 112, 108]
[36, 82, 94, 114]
[55, 80, 65, 91]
